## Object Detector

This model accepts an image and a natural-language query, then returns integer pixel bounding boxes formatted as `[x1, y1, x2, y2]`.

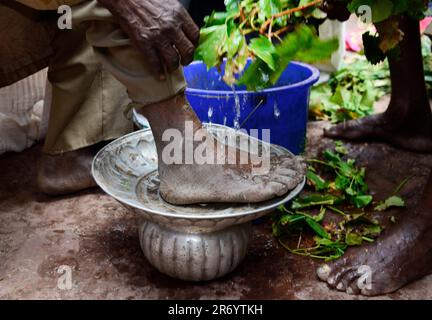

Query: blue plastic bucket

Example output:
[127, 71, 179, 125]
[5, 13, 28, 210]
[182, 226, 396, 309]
[184, 61, 320, 155]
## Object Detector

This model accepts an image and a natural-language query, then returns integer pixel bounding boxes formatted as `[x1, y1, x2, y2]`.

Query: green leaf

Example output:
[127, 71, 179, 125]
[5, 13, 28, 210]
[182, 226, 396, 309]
[224, 0, 240, 12]
[195, 25, 227, 68]
[335, 141, 348, 155]
[314, 206, 327, 223]
[345, 232, 363, 246]
[225, 27, 243, 58]
[239, 26, 338, 91]
[238, 58, 273, 91]
[323, 149, 341, 165]
[258, 0, 284, 24]
[346, 187, 357, 196]
[306, 170, 329, 191]
[352, 195, 373, 208]
[362, 224, 382, 237]
[371, 0, 393, 23]
[305, 217, 330, 239]
[334, 175, 350, 191]
[311, 8, 327, 19]
[203, 11, 228, 27]
[348, 0, 393, 23]
[280, 214, 306, 225]
[291, 194, 340, 210]
[374, 196, 405, 211]
[248, 36, 277, 70]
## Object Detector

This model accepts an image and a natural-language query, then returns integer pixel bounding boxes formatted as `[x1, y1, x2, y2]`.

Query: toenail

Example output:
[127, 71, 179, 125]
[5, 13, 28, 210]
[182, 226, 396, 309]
[336, 282, 344, 290]
[317, 264, 331, 281]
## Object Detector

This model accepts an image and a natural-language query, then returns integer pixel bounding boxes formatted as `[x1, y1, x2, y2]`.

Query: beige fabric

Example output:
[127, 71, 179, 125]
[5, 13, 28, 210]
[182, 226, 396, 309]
[43, 24, 133, 154]
[15, 0, 85, 10]
[2, 0, 186, 154]
[0, 70, 47, 155]
[73, 1, 187, 106]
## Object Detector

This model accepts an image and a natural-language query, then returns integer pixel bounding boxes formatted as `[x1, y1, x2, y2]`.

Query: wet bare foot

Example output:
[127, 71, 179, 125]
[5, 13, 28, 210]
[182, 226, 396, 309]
[37, 146, 97, 196]
[159, 132, 306, 205]
[324, 113, 432, 153]
[317, 174, 432, 296]
[138, 94, 306, 205]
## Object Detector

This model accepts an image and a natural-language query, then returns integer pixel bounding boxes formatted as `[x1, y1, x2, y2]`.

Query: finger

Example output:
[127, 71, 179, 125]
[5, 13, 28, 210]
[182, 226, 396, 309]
[156, 40, 180, 73]
[173, 31, 196, 65]
[178, 7, 200, 46]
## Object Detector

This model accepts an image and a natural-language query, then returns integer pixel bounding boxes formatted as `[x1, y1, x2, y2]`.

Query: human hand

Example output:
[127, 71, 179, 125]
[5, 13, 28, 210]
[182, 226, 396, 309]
[98, 0, 200, 80]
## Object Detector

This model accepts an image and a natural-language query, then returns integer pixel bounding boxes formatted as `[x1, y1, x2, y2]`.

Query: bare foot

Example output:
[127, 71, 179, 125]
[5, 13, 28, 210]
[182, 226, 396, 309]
[138, 94, 306, 205]
[324, 113, 432, 153]
[37, 146, 97, 195]
[317, 174, 432, 296]
[159, 133, 306, 205]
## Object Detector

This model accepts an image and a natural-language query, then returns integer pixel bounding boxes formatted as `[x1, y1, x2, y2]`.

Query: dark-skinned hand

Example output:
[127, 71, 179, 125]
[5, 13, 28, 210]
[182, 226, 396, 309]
[97, 0, 200, 81]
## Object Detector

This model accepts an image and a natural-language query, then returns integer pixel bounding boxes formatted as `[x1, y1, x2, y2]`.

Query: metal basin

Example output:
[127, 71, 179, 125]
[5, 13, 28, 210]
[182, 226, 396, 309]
[92, 124, 305, 281]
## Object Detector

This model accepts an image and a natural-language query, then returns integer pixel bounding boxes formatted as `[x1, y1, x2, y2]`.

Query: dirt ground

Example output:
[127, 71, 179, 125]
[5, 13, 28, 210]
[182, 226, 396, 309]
[0, 118, 431, 300]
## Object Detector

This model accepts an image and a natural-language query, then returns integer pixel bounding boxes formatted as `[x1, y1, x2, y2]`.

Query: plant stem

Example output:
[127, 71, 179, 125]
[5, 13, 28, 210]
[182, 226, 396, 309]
[272, 25, 294, 37]
[259, 0, 323, 34]
[307, 159, 337, 169]
[327, 206, 346, 216]
[393, 175, 414, 194]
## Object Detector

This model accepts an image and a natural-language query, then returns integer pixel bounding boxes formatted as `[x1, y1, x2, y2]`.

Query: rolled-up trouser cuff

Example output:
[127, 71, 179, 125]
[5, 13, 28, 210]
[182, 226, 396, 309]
[74, 0, 187, 107]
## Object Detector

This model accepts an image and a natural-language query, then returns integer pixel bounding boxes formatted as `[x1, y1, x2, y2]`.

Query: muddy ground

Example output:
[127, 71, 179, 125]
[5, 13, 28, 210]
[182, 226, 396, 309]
[0, 119, 431, 300]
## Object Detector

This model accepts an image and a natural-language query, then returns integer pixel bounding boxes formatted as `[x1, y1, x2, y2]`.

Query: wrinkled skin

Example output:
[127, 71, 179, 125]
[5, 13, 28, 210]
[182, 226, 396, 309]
[324, 16, 432, 152]
[137, 94, 306, 205]
[38, 0, 200, 196]
[317, 173, 432, 296]
[316, 7, 432, 296]
[97, 0, 200, 80]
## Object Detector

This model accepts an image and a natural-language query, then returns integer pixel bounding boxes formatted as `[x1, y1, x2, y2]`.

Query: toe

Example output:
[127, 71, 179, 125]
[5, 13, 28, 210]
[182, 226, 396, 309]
[323, 124, 346, 138]
[327, 268, 348, 288]
[346, 280, 362, 295]
[316, 259, 349, 288]
[270, 174, 299, 190]
[274, 168, 298, 177]
[317, 264, 332, 281]
[336, 269, 360, 292]
[267, 181, 289, 197]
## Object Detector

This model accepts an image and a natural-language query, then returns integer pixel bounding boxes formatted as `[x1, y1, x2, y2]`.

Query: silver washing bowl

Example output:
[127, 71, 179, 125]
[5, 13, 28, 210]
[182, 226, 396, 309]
[92, 124, 305, 281]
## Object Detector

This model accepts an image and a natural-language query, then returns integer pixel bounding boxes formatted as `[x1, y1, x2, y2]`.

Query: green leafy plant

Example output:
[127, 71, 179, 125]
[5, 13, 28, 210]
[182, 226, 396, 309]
[195, 0, 430, 91]
[346, 0, 429, 64]
[309, 35, 432, 124]
[309, 58, 390, 123]
[272, 141, 406, 261]
[195, 0, 339, 90]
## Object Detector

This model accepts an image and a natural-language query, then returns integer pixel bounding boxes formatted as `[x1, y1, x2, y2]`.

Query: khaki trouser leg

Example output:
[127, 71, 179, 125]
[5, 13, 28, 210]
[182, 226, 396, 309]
[44, 0, 187, 154]
[44, 15, 133, 154]
[73, 0, 187, 106]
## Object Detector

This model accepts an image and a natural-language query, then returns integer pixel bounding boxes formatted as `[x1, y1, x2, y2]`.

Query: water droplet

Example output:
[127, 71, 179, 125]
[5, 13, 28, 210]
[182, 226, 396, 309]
[231, 85, 242, 130]
[274, 101, 281, 119]
[233, 119, 240, 130]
